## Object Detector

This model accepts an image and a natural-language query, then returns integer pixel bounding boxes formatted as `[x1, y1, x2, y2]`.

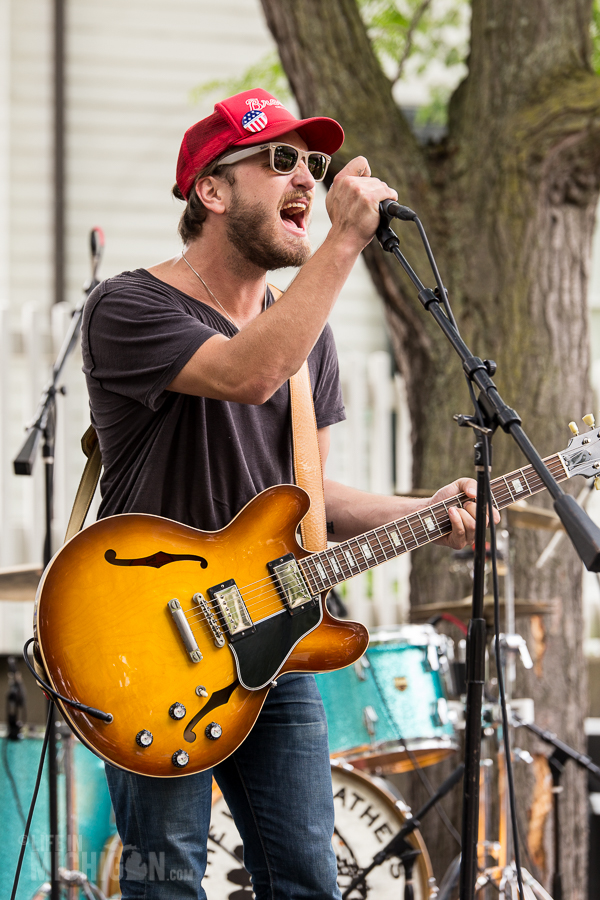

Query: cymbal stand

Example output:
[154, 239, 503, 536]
[474, 635, 552, 900]
[12, 229, 103, 900]
[511, 713, 600, 900]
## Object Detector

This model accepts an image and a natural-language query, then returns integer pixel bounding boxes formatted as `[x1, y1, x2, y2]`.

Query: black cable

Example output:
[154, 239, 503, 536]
[10, 703, 54, 900]
[484, 433, 526, 900]
[368, 650, 462, 845]
[464, 376, 525, 899]
[413, 217, 459, 333]
[22, 638, 112, 723]
[1, 736, 49, 876]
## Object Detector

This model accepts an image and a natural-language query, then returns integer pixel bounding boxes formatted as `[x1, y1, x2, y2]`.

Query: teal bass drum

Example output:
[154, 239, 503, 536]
[315, 624, 457, 774]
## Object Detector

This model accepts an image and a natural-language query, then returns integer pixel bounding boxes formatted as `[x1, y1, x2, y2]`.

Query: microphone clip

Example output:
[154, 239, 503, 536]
[376, 202, 401, 252]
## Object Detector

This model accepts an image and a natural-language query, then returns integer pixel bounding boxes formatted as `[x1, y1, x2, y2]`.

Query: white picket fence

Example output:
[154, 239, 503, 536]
[0, 303, 412, 652]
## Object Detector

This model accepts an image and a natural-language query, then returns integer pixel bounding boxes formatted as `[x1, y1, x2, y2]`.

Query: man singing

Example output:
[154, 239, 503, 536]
[82, 88, 484, 900]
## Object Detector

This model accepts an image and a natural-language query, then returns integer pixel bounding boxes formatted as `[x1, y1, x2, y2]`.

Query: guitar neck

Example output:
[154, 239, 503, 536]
[300, 453, 569, 595]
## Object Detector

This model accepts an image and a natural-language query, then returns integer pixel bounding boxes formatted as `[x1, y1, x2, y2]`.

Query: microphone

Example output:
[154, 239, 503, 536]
[85, 226, 105, 294]
[380, 199, 417, 221]
[90, 225, 105, 261]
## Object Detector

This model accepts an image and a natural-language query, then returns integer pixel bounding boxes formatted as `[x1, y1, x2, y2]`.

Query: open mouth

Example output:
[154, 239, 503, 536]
[279, 199, 309, 235]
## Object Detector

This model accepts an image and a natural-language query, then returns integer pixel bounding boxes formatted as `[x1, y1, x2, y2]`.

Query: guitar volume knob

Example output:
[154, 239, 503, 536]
[205, 722, 223, 740]
[172, 749, 189, 768]
[135, 729, 153, 748]
[169, 702, 187, 720]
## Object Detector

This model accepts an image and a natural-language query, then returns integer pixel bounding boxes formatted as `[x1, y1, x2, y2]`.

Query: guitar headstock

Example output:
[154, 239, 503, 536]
[560, 414, 600, 485]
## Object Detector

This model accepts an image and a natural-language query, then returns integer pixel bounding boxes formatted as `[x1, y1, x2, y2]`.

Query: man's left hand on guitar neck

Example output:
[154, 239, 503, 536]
[318, 427, 498, 549]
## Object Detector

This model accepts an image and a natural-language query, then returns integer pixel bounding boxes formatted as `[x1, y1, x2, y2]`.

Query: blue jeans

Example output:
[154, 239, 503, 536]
[105, 674, 341, 900]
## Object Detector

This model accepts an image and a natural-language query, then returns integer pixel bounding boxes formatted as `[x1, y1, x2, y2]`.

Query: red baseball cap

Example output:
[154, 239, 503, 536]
[176, 88, 345, 199]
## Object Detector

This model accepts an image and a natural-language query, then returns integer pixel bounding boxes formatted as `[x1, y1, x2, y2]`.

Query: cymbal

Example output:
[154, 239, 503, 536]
[507, 501, 563, 532]
[0, 564, 43, 602]
[410, 595, 556, 624]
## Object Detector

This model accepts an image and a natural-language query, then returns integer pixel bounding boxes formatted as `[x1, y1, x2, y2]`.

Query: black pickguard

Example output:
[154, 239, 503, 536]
[230, 606, 321, 690]
[104, 549, 208, 569]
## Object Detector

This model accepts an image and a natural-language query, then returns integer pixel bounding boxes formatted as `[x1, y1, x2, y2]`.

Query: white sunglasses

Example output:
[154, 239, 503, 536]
[218, 142, 331, 182]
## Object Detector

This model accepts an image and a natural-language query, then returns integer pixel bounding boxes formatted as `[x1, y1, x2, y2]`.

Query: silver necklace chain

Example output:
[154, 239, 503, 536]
[181, 252, 267, 329]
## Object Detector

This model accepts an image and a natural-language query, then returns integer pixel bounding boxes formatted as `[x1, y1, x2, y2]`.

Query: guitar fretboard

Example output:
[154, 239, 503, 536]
[299, 453, 568, 595]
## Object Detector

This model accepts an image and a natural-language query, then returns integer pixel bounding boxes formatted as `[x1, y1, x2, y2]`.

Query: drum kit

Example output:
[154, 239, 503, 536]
[0, 500, 589, 900]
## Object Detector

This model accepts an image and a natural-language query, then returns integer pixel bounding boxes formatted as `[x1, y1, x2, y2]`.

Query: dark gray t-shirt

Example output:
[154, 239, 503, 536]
[81, 268, 345, 531]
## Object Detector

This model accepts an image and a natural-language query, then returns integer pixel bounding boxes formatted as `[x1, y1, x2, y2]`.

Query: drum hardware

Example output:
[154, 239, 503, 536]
[363, 705, 379, 737]
[316, 625, 458, 776]
[12, 232, 104, 900]
[341, 762, 464, 899]
[6, 655, 27, 739]
[30, 866, 108, 900]
[511, 712, 600, 900]
[3, 724, 114, 900]
[409, 597, 556, 626]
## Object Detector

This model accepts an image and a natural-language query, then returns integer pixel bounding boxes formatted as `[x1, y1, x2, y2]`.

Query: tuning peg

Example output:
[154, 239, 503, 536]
[569, 421, 579, 435]
[583, 414, 596, 429]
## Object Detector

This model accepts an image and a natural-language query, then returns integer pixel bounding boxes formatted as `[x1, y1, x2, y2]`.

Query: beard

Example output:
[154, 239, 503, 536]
[225, 188, 312, 270]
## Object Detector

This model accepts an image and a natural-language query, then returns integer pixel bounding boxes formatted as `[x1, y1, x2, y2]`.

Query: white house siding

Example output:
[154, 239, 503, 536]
[0, 0, 412, 640]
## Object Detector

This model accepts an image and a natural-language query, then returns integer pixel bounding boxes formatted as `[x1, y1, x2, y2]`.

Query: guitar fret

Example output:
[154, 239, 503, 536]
[518, 468, 532, 494]
[405, 517, 420, 548]
[300, 451, 576, 597]
[314, 559, 330, 586]
[326, 549, 341, 577]
[299, 558, 319, 595]
[384, 524, 407, 554]
[372, 528, 390, 561]
[415, 512, 429, 539]
[359, 539, 374, 561]
[344, 547, 358, 570]
[332, 545, 351, 579]
[502, 476, 516, 503]
[350, 538, 369, 571]
[423, 508, 444, 538]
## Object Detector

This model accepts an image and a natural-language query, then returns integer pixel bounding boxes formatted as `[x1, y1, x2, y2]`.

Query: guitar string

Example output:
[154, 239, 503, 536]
[187, 453, 563, 613]
[182, 497, 468, 626]
[184, 460, 558, 618]
[182, 464, 562, 632]
[183, 492, 536, 638]
[178, 457, 565, 641]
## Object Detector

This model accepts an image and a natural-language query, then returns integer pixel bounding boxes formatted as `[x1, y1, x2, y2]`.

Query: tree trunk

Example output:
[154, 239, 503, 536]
[260, 0, 600, 894]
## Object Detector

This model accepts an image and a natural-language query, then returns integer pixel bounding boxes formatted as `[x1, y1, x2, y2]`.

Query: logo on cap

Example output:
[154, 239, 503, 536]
[242, 110, 268, 133]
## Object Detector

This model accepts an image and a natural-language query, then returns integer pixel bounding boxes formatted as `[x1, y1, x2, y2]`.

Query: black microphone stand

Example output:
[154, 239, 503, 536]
[376, 200, 600, 900]
[12, 228, 104, 900]
[341, 763, 464, 899]
[512, 713, 600, 900]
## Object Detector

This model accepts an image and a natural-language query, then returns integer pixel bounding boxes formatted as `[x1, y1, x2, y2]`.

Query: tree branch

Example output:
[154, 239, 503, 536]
[395, 0, 433, 82]
[259, 0, 430, 204]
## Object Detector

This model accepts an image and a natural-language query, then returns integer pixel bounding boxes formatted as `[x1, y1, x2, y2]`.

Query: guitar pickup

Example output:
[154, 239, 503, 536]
[267, 553, 316, 616]
[207, 579, 255, 643]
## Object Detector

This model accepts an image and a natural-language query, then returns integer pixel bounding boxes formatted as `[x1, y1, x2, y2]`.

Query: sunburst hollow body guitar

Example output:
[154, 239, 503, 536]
[35, 426, 600, 776]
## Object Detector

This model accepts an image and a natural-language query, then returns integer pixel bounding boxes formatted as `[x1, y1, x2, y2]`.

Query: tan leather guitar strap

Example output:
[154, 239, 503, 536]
[64, 286, 327, 553]
[268, 284, 327, 553]
[64, 425, 101, 542]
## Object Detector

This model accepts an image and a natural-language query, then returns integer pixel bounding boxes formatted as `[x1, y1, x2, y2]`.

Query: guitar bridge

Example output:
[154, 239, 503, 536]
[207, 580, 255, 643]
[267, 553, 316, 616]
[193, 593, 225, 648]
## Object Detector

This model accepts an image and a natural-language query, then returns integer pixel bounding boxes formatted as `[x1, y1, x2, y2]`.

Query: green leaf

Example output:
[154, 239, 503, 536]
[189, 52, 291, 106]
[592, 0, 600, 76]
